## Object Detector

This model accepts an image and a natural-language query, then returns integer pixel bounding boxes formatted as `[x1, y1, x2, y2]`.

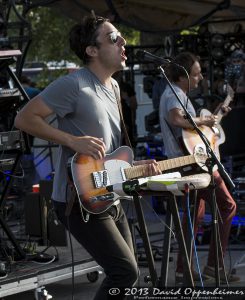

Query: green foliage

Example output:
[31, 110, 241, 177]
[26, 7, 78, 64]
[181, 26, 199, 35]
[117, 24, 140, 45]
[19, 7, 139, 88]
[35, 67, 71, 90]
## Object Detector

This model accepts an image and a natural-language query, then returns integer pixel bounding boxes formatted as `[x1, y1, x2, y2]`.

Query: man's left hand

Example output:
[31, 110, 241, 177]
[133, 159, 161, 177]
[221, 105, 232, 116]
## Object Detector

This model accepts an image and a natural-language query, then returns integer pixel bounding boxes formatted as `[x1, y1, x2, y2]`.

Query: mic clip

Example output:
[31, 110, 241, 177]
[122, 179, 141, 195]
[106, 179, 141, 197]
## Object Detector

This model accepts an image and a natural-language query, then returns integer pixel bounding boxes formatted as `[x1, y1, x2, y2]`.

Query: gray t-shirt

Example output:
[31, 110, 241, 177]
[159, 84, 196, 158]
[39, 67, 121, 202]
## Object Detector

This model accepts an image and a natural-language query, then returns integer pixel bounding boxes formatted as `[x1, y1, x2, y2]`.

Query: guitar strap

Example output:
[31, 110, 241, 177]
[112, 83, 133, 149]
[65, 183, 90, 222]
[65, 162, 90, 222]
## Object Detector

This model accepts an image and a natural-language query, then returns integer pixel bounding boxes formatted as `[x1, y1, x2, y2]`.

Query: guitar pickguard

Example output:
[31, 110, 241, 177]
[104, 159, 131, 185]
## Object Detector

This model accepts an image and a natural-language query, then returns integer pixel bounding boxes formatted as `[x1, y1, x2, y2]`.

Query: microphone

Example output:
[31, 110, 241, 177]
[136, 50, 171, 65]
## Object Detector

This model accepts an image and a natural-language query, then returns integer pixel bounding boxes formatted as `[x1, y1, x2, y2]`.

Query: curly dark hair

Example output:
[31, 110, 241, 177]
[69, 15, 109, 64]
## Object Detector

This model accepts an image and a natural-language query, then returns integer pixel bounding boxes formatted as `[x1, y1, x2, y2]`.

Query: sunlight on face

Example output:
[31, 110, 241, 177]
[190, 61, 203, 88]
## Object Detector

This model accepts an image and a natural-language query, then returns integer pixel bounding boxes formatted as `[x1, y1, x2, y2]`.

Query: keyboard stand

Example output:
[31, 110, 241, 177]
[140, 173, 211, 287]
[159, 199, 172, 287]
[129, 183, 194, 287]
[158, 193, 194, 287]
[139, 190, 194, 288]
[133, 192, 158, 286]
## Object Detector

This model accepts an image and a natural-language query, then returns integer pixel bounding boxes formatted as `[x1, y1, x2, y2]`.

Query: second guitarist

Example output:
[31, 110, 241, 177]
[159, 52, 239, 283]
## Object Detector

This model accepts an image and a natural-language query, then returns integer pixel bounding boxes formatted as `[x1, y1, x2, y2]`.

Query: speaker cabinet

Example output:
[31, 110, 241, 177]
[24, 180, 67, 246]
[220, 107, 245, 156]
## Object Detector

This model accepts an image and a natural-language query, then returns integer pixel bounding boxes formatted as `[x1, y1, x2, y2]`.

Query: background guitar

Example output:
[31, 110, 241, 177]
[182, 85, 234, 161]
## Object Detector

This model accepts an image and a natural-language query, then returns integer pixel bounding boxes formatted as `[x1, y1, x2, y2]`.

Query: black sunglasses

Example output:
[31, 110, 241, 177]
[108, 31, 121, 44]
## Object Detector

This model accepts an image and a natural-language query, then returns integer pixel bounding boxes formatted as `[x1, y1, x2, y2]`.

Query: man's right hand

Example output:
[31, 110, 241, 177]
[200, 114, 218, 128]
[70, 136, 106, 160]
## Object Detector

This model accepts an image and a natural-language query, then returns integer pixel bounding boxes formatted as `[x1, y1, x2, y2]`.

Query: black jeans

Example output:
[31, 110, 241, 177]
[53, 200, 138, 299]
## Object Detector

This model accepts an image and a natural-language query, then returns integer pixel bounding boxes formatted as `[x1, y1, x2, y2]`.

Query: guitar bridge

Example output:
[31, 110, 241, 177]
[92, 170, 111, 188]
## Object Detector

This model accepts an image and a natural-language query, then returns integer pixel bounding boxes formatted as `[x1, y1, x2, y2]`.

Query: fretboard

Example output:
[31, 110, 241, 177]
[216, 95, 233, 124]
[124, 154, 196, 179]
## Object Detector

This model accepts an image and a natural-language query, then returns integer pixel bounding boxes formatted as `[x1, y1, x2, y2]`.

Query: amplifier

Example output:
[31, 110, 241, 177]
[0, 88, 20, 98]
[0, 130, 24, 152]
[0, 88, 21, 111]
[24, 180, 67, 246]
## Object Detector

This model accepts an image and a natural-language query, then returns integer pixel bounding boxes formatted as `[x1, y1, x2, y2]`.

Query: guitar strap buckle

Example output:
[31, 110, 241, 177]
[81, 208, 90, 223]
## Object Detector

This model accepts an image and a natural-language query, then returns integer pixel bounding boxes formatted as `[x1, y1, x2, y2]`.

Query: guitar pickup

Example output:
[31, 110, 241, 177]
[92, 170, 111, 188]
[90, 193, 114, 203]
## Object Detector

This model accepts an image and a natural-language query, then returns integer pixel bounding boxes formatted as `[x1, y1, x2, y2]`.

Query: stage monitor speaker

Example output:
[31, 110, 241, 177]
[24, 192, 42, 238]
[220, 106, 245, 157]
[24, 180, 67, 246]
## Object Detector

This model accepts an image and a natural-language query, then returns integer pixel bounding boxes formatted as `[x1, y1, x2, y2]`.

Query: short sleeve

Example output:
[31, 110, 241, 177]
[39, 74, 78, 118]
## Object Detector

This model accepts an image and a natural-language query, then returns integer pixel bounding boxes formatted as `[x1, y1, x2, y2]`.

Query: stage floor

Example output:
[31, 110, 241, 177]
[1, 197, 245, 299]
[0, 242, 102, 298]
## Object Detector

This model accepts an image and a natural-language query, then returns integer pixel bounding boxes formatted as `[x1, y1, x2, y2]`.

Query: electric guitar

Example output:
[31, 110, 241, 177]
[69, 146, 208, 214]
[182, 85, 234, 162]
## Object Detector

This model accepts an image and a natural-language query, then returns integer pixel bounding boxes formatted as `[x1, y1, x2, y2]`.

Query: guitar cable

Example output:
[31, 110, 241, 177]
[211, 188, 230, 287]
[136, 190, 177, 241]
[185, 183, 204, 288]
[186, 183, 230, 288]
[65, 183, 75, 300]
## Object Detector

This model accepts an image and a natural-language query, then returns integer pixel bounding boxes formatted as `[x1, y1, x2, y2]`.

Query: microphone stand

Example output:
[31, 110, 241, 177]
[158, 65, 235, 287]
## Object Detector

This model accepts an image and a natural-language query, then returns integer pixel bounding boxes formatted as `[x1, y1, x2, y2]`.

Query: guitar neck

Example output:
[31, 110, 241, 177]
[216, 95, 233, 123]
[124, 155, 196, 180]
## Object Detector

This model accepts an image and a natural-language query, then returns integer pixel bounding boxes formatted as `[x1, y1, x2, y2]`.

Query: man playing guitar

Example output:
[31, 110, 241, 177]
[159, 52, 239, 284]
[14, 14, 161, 300]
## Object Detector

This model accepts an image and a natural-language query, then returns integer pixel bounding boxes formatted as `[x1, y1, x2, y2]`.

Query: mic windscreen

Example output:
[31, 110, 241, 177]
[136, 50, 171, 64]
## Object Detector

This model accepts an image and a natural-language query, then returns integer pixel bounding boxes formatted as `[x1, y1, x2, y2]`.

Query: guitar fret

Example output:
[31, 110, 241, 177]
[125, 166, 143, 179]
[174, 157, 180, 168]
[174, 157, 179, 167]
[131, 167, 137, 178]
[125, 167, 133, 179]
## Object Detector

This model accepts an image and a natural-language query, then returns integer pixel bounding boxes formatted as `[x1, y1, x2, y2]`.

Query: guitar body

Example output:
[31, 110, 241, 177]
[200, 109, 225, 146]
[70, 146, 134, 214]
[182, 85, 234, 164]
[182, 108, 225, 161]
